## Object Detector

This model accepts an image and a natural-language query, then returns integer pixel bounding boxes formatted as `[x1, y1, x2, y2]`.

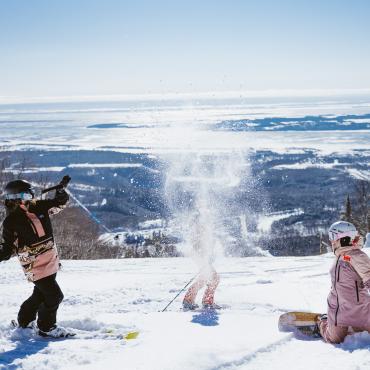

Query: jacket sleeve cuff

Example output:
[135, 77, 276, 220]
[54, 189, 69, 205]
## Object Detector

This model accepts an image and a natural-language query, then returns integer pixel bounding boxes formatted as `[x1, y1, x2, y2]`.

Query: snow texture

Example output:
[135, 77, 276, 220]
[1, 255, 370, 369]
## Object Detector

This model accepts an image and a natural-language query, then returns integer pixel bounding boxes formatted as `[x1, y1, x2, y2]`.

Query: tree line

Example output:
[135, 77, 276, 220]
[341, 180, 370, 237]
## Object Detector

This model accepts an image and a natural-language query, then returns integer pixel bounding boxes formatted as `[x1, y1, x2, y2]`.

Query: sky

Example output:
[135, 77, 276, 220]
[1, 0, 370, 99]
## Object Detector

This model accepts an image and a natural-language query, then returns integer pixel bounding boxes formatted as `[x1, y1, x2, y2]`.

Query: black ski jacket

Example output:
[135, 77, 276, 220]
[0, 189, 69, 262]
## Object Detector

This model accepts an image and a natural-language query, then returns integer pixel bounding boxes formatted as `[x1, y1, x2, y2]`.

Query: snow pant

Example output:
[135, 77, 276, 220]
[18, 273, 64, 332]
[318, 319, 348, 343]
[318, 319, 370, 344]
[183, 267, 220, 305]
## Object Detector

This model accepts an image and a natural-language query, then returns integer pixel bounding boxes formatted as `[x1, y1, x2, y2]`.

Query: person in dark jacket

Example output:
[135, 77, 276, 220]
[0, 178, 71, 337]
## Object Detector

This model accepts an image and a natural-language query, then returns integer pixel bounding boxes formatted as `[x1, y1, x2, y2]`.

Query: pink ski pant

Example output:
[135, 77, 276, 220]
[319, 320, 370, 344]
[183, 269, 220, 305]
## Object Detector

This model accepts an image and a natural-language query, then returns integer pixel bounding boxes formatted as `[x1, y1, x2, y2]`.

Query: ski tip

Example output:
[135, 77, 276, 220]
[125, 331, 139, 340]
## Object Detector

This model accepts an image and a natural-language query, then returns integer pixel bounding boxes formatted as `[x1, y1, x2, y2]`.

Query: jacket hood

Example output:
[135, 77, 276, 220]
[334, 243, 363, 257]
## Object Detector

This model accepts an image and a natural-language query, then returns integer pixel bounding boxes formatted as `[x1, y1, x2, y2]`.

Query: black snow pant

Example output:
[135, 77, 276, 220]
[18, 273, 64, 332]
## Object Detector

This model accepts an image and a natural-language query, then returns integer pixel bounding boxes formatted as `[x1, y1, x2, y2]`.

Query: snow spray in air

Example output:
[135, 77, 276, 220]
[164, 150, 269, 260]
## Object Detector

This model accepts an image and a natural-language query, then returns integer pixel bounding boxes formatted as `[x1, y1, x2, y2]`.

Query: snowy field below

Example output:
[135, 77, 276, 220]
[1, 255, 370, 370]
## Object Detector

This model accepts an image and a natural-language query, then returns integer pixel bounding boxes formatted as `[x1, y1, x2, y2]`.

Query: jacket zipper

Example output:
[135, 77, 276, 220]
[355, 281, 360, 303]
[334, 257, 340, 326]
[337, 266, 341, 282]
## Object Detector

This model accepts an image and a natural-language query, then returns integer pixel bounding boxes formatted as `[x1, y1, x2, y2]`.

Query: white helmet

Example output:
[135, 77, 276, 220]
[328, 221, 358, 243]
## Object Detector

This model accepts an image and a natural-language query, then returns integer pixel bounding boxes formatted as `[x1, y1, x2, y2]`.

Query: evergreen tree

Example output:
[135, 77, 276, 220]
[354, 181, 370, 235]
[341, 194, 353, 223]
[343, 181, 370, 236]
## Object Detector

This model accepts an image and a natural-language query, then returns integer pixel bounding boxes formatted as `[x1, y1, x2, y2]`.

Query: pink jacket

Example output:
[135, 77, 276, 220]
[327, 246, 370, 329]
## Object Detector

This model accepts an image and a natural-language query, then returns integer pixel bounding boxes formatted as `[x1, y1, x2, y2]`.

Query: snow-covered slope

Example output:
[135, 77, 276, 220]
[1, 255, 370, 370]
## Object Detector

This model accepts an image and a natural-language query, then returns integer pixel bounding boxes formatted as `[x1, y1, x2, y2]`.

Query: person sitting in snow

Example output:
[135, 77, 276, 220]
[182, 209, 220, 311]
[0, 177, 71, 338]
[318, 221, 370, 343]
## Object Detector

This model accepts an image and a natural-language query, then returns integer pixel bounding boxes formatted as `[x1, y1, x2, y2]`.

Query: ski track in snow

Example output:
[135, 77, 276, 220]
[214, 335, 295, 370]
[1, 255, 370, 369]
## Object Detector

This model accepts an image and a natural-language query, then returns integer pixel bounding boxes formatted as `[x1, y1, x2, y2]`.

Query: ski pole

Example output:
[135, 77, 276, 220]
[41, 175, 71, 194]
[65, 189, 112, 233]
[161, 274, 198, 312]
[42, 176, 113, 234]
[41, 175, 99, 228]
[321, 241, 331, 252]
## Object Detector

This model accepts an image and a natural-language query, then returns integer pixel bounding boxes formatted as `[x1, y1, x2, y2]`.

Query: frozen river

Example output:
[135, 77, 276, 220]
[1, 97, 370, 154]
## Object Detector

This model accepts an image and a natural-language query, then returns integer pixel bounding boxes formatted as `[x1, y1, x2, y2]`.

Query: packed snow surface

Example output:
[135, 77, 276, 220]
[1, 255, 370, 370]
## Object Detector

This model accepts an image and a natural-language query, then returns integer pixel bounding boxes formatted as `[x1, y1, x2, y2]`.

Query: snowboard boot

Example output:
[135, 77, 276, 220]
[296, 314, 324, 338]
[38, 325, 76, 338]
[182, 301, 199, 311]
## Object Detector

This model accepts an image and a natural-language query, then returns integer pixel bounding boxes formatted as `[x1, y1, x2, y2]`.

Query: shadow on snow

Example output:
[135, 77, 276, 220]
[191, 310, 219, 327]
[0, 339, 49, 369]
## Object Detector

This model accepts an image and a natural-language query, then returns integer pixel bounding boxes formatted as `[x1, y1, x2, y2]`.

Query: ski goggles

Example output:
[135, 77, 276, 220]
[4, 192, 34, 201]
[328, 230, 357, 242]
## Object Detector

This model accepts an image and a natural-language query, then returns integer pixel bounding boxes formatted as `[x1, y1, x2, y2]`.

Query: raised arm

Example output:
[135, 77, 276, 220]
[36, 188, 69, 213]
[36, 175, 71, 213]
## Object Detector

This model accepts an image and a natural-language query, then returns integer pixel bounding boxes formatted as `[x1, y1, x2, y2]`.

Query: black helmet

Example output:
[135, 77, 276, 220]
[3, 180, 35, 200]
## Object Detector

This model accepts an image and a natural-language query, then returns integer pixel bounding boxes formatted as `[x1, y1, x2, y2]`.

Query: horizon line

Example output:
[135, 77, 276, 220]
[1, 88, 370, 105]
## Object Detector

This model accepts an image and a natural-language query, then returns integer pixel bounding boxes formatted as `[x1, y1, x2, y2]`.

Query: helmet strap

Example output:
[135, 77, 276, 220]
[331, 240, 340, 253]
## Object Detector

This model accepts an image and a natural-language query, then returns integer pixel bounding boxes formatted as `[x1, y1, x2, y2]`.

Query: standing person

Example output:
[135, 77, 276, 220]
[182, 210, 220, 311]
[318, 221, 370, 343]
[0, 176, 72, 338]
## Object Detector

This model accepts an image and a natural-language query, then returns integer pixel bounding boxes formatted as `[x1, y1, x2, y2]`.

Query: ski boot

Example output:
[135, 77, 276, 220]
[182, 301, 199, 311]
[202, 303, 222, 310]
[38, 325, 76, 338]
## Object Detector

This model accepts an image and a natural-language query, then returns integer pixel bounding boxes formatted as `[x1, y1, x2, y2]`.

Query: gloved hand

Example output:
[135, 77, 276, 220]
[55, 176, 70, 203]
[59, 175, 71, 188]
